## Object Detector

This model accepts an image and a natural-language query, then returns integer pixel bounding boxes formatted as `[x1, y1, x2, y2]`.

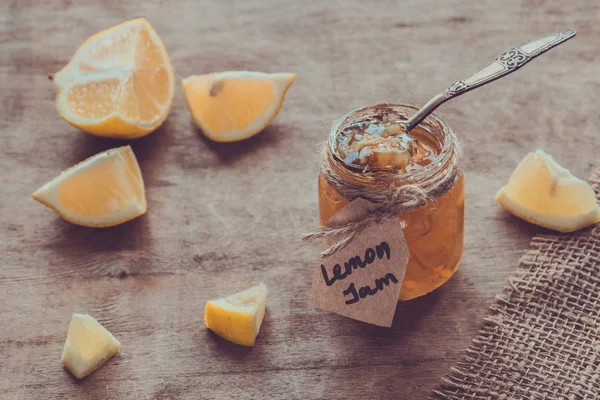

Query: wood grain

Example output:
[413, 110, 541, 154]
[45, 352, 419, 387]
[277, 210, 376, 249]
[1, 0, 600, 399]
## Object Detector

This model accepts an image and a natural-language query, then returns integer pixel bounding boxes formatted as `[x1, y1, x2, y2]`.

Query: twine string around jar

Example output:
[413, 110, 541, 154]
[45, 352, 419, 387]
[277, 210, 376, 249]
[301, 103, 462, 257]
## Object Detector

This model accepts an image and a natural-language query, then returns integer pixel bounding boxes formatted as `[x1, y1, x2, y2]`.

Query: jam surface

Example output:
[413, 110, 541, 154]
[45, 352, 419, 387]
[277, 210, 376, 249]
[334, 118, 440, 172]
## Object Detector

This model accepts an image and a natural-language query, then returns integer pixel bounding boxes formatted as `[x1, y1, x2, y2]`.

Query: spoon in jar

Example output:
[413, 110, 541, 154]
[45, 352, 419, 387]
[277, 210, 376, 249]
[398, 30, 576, 133]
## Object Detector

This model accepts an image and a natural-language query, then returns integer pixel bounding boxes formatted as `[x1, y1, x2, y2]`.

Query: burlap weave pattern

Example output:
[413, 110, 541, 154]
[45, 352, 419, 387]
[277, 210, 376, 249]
[431, 168, 600, 400]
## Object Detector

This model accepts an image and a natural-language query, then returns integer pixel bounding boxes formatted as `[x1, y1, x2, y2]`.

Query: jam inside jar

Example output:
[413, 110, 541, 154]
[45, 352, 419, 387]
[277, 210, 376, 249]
[318, 104, 464, 301]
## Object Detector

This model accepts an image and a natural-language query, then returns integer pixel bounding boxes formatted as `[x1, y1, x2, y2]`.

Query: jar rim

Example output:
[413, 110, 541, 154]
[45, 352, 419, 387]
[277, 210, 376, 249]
[328, 102, 457, 183]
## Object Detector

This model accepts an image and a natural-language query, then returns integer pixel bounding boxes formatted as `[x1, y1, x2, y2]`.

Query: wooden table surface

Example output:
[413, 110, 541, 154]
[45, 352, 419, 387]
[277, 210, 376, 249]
[2, 1, 599, 399]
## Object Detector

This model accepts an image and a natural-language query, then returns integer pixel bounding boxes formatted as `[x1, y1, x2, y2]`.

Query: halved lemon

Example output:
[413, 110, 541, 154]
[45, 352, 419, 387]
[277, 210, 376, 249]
[54, 18, 175, 139]
[32, 146, 146, 227]
[61, 313, 120, 379]
[204, 283, 267, 347]
[182, 71, 296, 142]
[495, 149, 600, 232]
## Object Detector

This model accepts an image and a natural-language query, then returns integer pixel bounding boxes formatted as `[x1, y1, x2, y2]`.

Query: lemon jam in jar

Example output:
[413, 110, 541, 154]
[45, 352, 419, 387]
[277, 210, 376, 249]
[318, 103, 464, 300]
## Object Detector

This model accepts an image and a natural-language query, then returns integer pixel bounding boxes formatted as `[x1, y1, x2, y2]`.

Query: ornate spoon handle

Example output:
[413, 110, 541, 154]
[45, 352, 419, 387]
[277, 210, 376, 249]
[403, 30, 576, 132]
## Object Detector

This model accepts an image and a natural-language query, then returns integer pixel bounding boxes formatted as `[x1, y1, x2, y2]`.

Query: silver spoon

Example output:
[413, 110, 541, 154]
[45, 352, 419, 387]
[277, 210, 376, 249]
[400, 30, 576, 133]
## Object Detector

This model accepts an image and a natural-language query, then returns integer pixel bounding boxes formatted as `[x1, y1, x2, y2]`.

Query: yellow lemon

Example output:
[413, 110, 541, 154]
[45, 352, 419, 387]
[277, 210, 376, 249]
[204, 283, 267, 347]
[32, 146, 146, 227]
[496, 149, 600, 232]
[54, 18, 175, 139]
[182, 71, 296, 142]
[61, 314, 120, 379]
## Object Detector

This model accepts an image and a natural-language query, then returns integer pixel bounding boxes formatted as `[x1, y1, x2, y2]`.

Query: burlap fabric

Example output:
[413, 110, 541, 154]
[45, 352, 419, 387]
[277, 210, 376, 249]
[431, 169, 600, 400]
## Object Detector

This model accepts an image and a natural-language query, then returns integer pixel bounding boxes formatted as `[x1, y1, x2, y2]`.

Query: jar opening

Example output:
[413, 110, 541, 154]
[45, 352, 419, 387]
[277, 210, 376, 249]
[329, 103, 455, 182]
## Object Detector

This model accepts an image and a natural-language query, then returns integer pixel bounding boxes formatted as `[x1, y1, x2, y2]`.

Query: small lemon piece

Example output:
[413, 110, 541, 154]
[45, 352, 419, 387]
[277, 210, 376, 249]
[54, 18, 175, 139]
[32, 145, 146, 227]
[182, 71, 296, 142]
[204, 283, 267, 347]
[61, 314, 120, 379]
[495, 149, 600, 232]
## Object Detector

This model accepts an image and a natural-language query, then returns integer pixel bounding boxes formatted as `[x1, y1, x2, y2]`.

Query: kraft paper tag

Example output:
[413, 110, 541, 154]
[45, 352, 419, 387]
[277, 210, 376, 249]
[309, 198, 409, 327]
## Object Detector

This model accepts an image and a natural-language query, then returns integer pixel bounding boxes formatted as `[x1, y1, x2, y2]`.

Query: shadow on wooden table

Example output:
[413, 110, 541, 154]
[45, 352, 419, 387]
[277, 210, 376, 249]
[65, 119, 175, 187]
[194, 123, 286, 164]
[62, 352, 121, 390]
[204, 329, 255, 358]
[324, 275, 465, 345]
[366, 285, 443, 337]
[495, 208, 550, 239]
[202, 311, 276, 361]
[48, 212, 153, 253]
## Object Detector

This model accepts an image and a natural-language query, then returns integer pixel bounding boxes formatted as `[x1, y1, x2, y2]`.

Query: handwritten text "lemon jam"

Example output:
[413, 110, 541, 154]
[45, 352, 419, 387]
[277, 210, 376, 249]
[320, 242, 399, 305]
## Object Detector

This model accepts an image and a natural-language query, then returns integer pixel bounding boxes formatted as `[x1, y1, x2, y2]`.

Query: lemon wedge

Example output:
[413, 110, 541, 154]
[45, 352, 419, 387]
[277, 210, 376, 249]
[32, 145, 146, 227]
[61, 314, 120, 379]
[495, 149, 600, 232]
[54, 18, 175, 139]
[182, 71, 295, 142]
[204, 283, 267, 347]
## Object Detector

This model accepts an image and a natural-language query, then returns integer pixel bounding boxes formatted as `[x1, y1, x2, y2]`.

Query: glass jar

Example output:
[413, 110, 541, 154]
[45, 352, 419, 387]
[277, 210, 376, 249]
[318, 103, 464, 301]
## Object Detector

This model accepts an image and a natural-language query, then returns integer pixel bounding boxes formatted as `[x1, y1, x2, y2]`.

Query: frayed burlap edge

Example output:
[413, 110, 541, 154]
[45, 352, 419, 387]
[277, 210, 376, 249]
[430, 167, 600, 400]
